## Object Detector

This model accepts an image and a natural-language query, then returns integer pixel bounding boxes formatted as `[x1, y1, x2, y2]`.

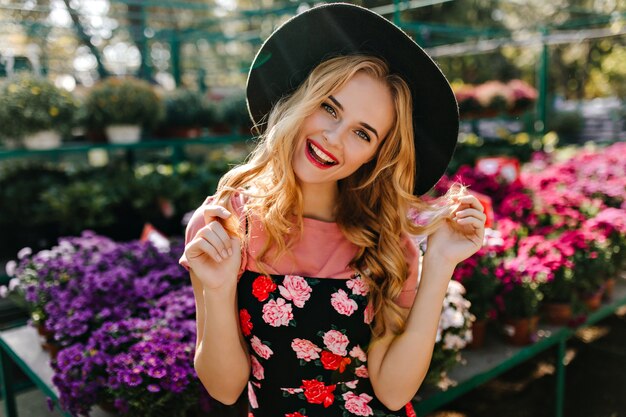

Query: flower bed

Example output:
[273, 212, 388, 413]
[439, 142, 626, 328]
[5, 232, 212, 416]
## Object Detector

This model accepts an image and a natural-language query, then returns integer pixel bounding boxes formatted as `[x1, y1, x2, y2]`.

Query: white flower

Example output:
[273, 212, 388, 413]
[5, 260, 16, 277]
[17, 247, 32, 260]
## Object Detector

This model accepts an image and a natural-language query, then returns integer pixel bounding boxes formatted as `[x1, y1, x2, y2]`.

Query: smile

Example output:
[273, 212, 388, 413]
[306, 139, 339, 168]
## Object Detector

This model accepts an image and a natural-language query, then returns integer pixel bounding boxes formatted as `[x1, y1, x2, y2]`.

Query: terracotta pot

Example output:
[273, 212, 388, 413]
[542, 302, 573, 326]
[468, 319, 488, 349]
[502, 316, 538, 346]
[582, 289, 604, 311]
[603, 278, 615, 302]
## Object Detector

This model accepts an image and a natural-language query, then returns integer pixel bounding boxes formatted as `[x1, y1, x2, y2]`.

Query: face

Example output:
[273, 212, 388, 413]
[292, 71, 395, 193]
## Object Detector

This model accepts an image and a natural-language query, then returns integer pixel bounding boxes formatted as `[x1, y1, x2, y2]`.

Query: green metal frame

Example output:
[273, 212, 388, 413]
[413, 285, 626, 417]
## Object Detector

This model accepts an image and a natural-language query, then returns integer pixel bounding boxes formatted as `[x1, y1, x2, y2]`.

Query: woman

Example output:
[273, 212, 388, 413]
[180, 4, 486, 417]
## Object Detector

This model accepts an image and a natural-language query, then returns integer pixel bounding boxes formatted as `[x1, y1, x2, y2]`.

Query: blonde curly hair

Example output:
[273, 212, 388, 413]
[215, 54, 463, 341]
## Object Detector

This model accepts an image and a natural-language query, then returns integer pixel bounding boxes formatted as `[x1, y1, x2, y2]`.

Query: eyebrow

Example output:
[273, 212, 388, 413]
[329, 95, 380, 140]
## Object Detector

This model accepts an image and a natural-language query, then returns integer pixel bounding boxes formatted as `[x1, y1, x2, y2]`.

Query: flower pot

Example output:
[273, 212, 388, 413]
[468, 319, 488, 349]
[582, 289, 604, 311]
[105, 124, 141, 144]
[603, 278, 615, 302]
[23, 130, 62, 150]
[542, 302, 573, 326]
[502, 316, 538, 346]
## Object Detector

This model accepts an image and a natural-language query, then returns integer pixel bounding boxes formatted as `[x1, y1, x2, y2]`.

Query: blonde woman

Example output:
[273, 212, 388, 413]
[180, 4, 486, 417]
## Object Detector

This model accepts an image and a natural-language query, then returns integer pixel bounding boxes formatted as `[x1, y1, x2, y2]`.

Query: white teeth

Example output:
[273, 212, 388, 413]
[310, 142, 336, 164]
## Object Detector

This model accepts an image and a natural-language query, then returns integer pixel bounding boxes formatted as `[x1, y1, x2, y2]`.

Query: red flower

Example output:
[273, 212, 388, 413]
[285, 413, 307, 417]
[301, 379, 336, 407]
[239, 309, 253, 336]
[252, 275, 277, 302]
[320, 351, 351, 373]
[405, 402, 417, 417]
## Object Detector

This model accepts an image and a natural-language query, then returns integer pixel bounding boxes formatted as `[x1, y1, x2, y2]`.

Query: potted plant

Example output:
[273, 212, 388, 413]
[85, 77, 164, 143]
[451, 230, 503, 348]
[157, 88, 206, 138]
[494, 256, 544, 346]
[424, 280, 474, 390]
[220, 90, 253, 135]
[0, 74, 77, 149]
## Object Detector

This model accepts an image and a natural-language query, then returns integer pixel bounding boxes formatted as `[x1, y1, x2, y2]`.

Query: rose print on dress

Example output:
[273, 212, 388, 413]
[330, 289, 359, 316]
[248, 381, 259, 409]
[320, 351, 351, 373]
[252, 275, 277, 302]
[322, 329, 350, 356]
[250, 336, 274, 360]
[251, 355, 265, 380]
[354, 365, 369, 378]
[349, 345, 367, 362]
[347, 274, 369, 296]
[262, 298, 295, 327]
[291, 338, 322, 362]
[279, 275, 312, 308]
[285, 412, 307, 417]
[240, 309, 253, 336]
[342, 392, 374, 416]
[301, 379, 336, 407]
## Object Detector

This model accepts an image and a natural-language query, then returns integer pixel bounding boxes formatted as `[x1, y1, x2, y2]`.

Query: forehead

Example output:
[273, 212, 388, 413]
[331, 72, 395, 138]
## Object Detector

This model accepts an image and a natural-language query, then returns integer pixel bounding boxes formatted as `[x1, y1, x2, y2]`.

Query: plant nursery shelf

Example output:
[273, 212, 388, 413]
[0, 134, 251, 160]
[1, 276, 625, 417]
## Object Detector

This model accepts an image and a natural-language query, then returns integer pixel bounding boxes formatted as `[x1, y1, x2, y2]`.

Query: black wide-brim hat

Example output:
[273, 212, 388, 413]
[246, 2, 459, 195]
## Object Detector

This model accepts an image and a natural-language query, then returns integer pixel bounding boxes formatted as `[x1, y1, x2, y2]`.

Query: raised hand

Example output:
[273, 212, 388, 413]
[183, 205, 242, 289]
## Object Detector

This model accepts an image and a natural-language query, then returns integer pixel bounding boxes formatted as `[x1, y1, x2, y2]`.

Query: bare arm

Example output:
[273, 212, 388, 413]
[367, 254, 455, 410]
[368, 194, 486, 410]
[184, 205, 251, 404]
[192, 272, 250, 405]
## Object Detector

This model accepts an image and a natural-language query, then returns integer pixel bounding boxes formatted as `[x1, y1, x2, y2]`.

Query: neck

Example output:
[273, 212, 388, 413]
[299, 181, 339, 222]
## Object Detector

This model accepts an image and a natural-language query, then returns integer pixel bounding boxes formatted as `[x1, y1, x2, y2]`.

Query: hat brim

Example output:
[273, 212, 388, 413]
[246, 3, 459, 195]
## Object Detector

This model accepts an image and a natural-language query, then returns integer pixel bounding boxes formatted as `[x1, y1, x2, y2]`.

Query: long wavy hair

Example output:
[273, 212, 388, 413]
[215, 55, 463, 341]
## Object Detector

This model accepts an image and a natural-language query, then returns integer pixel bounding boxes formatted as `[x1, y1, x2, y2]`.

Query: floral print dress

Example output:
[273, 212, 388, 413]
[237, 270, 417, 417]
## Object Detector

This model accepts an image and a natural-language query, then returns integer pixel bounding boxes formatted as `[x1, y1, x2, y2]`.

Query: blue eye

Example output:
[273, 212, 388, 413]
[355, 130, 371, 142]
[322, 102, 337, 118]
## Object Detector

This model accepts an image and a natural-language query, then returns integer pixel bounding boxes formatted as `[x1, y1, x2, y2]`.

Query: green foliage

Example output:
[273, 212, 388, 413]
[160, 88, 205, 127]
[547, 109, 584, 144]
[219, 90, 250, 128]
[0, 74, 77, 140]
[85, 77, 164, 129]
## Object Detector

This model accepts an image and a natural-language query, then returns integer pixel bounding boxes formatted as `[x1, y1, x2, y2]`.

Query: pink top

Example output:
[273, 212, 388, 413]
[180, 193, 419, 308]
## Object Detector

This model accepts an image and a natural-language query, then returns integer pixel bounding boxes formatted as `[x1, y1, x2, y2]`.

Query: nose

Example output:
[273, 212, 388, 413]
[322, 123, 346, 148]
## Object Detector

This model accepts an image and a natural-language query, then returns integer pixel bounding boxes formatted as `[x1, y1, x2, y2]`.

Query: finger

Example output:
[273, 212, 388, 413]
[457, 195, 485, 212]
[187, 237, 224, 263]
[208, 221, 233, 257]
[202, 205, 231, 225]
[454, 209, 487, 222]
[197, 228, 229, 261]
[455, 216, 485, 229]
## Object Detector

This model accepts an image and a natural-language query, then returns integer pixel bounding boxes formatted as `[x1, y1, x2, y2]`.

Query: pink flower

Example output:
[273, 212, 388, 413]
[248, 382, 258, 409]
[363, 302, 374, 324]
[262, 298, 294, 327]
[322, 330, 349, 356]
[347, 275, 369, 296]
[250, 356, 264, 381]
[279, 275, 312, 308]
[291, 338, 322, 362]
[331, 289, 358, 316]
[349, 345, 367, 362]
[342, 391, 374, 416]
[355, 365, 369, 378]
[344, 380, 358, 389]
[250, 336, 274, 360]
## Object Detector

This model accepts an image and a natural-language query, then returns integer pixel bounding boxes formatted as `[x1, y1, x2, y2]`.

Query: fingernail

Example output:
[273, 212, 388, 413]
[221, 249, 228, 258]
[228, 248, 233, 256]
[216, 254, 223, 262]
